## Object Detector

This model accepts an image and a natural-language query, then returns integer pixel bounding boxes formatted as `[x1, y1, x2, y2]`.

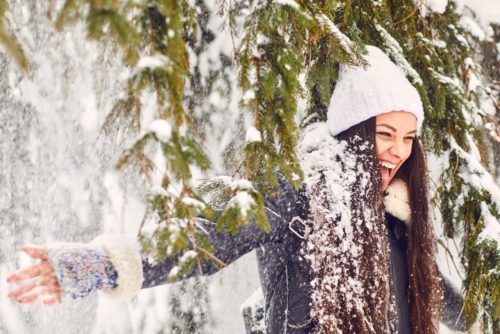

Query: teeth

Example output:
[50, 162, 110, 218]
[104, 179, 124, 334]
[380, 161, 396, 170]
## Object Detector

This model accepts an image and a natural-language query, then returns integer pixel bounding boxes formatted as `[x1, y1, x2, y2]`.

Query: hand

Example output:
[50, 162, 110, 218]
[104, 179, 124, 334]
[7, 246, 61, 305]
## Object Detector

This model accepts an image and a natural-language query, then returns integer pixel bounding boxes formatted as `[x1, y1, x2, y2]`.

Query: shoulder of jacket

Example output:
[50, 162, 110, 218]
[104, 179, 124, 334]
[384, 179, 411, 225]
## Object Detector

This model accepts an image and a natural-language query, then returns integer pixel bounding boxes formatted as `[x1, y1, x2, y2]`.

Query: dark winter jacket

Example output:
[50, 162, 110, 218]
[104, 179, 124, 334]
[141, 176, 466, 334]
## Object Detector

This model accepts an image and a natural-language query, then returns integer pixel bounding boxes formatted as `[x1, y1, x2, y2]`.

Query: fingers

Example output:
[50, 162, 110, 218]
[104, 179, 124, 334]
[7, 246, 52, 284]
[7, 261, 53, 283]
[19, 288, 62, 305]
[8, 275, 59, 299]
[7, 262, 44, 283]
[17, 293, 39, 304]
[6, 245, 61, 306]
[8, 280, 39, 299]
[21, 246, 48, 260]
[10, 283, 62, 305]
[42, 294, 61, 305]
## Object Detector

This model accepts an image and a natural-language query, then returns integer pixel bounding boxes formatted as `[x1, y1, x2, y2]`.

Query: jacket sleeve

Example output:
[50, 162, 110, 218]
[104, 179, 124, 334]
[46, 177, 299, 302]
[142, 176, 300, 289]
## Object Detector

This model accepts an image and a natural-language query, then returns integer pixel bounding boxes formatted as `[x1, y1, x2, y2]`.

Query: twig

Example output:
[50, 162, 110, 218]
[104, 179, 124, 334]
[139, 153, 153, 187]
[437, 238, 464, 281]
[232, 162, 243, 179]
[187, 219, 204, 274]
[137, 205, 150, 237]
[195, 245, 227, 268]
[394, 0, 424, 26]
[46, 0, 55, 20]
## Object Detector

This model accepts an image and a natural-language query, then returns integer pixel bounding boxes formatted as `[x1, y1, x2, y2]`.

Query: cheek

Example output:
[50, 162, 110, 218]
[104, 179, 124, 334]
[402, 142, 414, 161]
[375, 138, 382, 156]
[375, 138, 388, 158]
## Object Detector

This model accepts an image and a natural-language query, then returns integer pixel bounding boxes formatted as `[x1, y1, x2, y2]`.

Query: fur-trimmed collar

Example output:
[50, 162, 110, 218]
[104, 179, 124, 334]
[384, 179, 411, 225]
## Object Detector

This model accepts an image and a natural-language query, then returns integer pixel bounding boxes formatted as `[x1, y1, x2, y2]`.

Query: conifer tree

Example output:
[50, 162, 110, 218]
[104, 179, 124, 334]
[1, 0, 498, 331]
[167, 279, 215, 333]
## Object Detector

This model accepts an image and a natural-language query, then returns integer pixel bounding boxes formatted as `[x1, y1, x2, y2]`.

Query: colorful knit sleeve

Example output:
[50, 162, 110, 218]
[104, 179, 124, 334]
[47, 246, 118, 300]
[46, 234, 144, 302]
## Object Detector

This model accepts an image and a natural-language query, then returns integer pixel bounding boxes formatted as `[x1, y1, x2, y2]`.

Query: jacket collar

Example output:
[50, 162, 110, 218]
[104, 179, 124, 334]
[384, 179, 411, 225]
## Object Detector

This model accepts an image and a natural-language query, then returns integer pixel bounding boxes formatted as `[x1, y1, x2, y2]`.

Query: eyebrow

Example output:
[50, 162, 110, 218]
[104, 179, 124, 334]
[376, 123, 417, 135]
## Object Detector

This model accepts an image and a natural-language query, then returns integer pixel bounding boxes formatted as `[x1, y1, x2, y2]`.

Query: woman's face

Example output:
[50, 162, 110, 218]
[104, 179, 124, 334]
[375, 111, 417, 191]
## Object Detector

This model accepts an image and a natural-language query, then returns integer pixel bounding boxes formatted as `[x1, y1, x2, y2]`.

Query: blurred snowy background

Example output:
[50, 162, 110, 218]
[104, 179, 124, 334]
[0, 0, 498, 333]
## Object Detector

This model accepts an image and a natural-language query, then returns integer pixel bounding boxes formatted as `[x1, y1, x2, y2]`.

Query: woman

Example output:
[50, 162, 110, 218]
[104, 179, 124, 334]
[7, 46, 464, 333]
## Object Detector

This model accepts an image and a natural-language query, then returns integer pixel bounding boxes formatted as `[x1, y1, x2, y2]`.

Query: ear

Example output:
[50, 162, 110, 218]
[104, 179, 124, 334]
[384, 179, 411, 225]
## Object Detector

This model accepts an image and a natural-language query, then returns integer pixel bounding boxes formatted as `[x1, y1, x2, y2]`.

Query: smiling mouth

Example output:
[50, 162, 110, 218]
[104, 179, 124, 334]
[379, 161, 396, 183]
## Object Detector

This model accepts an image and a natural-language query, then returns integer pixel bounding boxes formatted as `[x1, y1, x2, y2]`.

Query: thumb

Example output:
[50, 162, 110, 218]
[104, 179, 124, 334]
[21, 245, 48, 260]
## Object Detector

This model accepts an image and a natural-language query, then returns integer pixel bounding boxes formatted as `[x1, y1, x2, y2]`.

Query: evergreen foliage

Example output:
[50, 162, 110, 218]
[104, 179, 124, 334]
[0, 0, 30, 71]
[1, 0, 499, 330]
[167, 279, 215, 333]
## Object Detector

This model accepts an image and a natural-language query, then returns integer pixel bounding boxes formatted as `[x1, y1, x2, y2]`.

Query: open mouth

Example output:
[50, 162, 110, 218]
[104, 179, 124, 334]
[379, 161, 396, 183]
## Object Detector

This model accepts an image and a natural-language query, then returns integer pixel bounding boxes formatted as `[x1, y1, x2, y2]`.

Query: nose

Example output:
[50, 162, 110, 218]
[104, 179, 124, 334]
[388, 140, 404, 159]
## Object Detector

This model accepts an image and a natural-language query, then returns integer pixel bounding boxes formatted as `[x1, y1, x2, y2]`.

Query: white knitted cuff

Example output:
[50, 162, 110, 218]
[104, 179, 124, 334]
[89, 234, 144, 301]
[384, 179, 411, 225]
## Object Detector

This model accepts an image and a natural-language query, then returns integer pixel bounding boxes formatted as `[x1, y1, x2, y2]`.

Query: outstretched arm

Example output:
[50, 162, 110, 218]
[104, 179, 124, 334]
[142, 177, 301, 288]
[142, 207, 288, 288]
[7, 176, 300, 303]
[6, 220, 275, 305]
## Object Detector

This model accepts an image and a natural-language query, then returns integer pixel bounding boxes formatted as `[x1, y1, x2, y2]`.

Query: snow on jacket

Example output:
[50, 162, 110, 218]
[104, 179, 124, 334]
[144, 176, 465, 334]
[49, 176, 465, 333]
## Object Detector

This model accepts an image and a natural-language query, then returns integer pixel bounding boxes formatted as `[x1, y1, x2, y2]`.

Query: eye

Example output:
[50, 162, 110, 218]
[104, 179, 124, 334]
[404, 136, 416, 141]
[376, 131, 392, 138]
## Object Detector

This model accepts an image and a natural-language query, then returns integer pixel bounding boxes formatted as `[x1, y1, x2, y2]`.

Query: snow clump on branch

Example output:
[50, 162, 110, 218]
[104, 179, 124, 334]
[181, 197, 206, 210]
[230, 179, 255, 192]
[137, 54, 172, 69]
[245, 126, 262, 143]
[149, 119, 172, 143]
[228, 191, 255, 219]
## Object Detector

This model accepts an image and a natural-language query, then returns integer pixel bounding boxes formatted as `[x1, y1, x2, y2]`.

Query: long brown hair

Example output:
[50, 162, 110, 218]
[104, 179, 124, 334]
[398, 136, 443, 333]
[328, 116, 443, 333]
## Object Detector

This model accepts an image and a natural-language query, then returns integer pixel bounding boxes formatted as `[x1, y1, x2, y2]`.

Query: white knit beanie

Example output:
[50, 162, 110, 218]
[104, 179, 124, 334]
[327, 45, 424, 136]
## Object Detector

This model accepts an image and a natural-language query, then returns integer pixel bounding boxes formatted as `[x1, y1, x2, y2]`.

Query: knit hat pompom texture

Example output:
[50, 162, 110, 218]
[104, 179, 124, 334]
[327, 46, 424, 136]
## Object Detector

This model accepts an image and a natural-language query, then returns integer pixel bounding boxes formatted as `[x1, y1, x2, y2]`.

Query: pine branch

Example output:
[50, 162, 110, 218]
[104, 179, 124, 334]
[0, 0, 30, 72]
